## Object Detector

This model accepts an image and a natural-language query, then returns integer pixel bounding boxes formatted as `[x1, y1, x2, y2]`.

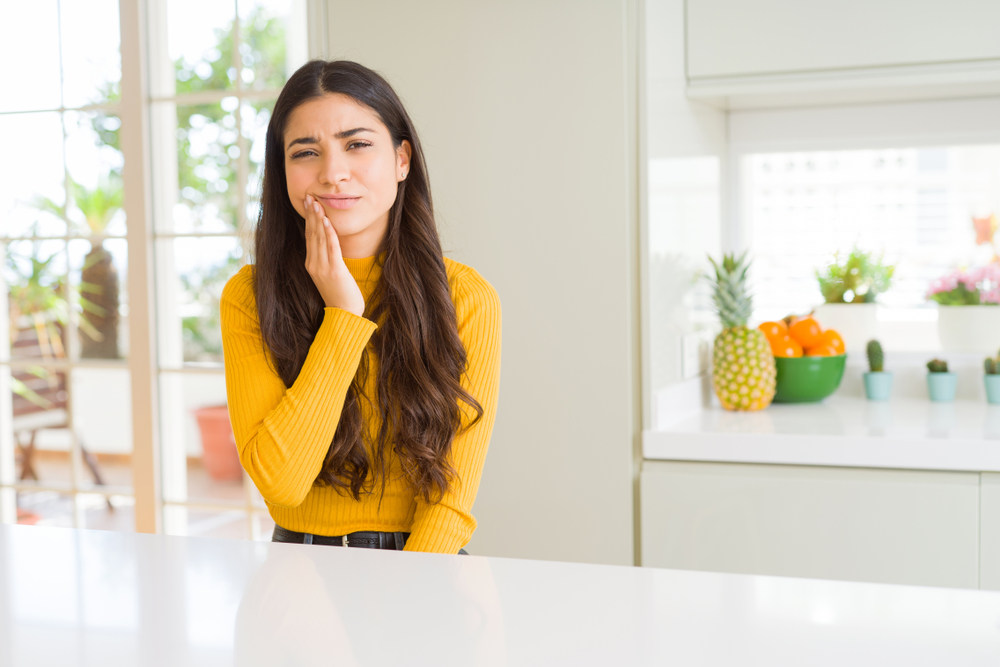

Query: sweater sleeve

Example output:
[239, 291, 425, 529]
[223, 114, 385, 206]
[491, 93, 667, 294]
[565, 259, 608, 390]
[220, 267, 377, 508]
[404, 269, 502, 554]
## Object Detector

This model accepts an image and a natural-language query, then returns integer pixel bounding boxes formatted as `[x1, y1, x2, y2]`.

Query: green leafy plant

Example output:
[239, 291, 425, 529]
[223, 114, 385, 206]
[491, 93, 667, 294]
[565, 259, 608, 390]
[927, 359, 950, 373]
[867, 339, 884, 372]
[816, 247, 895, 304]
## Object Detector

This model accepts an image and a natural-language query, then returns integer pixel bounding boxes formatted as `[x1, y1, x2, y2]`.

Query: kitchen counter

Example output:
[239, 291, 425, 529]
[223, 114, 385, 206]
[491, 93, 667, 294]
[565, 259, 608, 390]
[2, 524, 1000, 665]
[644, 396, 1000, 472]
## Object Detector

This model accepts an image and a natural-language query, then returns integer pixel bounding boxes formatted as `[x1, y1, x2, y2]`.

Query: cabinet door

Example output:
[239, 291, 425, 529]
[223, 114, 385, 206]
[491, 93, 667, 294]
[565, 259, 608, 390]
[641, 460, 979, 588]
[982, 472, 1000, 591]
[686, 0, 1000, 80]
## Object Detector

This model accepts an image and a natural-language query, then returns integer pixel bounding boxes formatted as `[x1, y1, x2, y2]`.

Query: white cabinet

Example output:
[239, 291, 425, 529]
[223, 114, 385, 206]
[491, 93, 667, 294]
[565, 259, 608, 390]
[982, 473, 1000, 591]
[684, 0, 1000, 108]
[641, 460, 982, 589]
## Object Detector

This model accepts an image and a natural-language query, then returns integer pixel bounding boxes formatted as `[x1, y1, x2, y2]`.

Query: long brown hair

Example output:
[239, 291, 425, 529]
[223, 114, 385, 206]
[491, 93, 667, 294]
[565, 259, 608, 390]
[253, 60, 482, 502]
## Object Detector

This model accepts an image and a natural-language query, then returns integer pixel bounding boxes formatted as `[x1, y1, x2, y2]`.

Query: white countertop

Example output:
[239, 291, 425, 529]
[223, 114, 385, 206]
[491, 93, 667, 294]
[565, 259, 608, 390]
[2, 525, 1000, 665]
[645, 396, 1000, 472]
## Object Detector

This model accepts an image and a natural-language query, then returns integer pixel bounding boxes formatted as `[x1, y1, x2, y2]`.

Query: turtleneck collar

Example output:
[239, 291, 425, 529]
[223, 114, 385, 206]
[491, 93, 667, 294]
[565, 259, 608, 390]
[342, 255, 382, 298]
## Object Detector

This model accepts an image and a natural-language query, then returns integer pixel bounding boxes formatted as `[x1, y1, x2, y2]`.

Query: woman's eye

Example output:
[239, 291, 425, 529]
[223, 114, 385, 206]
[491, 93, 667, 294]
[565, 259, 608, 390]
[291, 150, 317, 159]
[347, 141, 372, 150]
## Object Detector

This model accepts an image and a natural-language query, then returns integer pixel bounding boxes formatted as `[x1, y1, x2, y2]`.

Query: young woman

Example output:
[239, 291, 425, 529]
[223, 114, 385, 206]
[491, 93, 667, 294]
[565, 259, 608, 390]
[220, 60, 501, 554]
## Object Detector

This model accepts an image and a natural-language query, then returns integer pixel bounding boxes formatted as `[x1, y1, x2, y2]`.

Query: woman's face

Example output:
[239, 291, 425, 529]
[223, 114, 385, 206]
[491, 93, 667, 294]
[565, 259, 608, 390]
[283, 93, 411, 258]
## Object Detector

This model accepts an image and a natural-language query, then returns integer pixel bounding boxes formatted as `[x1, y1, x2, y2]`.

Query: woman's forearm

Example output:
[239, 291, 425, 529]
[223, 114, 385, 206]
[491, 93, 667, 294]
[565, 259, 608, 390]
[222, 277, 376, 507]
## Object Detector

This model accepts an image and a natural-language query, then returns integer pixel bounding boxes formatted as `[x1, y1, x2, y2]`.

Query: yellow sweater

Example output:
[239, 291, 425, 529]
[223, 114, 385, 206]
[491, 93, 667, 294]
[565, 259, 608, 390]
[220, 255, 501, 554]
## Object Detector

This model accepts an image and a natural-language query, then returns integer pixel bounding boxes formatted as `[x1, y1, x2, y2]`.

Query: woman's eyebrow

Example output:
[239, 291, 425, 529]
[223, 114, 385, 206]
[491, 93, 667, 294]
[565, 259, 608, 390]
[334, 127, 374, 139]
[286, 128, 375, 150]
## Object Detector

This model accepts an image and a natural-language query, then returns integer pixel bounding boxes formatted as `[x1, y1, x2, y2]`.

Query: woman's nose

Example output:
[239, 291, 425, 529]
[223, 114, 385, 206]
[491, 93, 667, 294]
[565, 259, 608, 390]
[318, 152, 350, 185]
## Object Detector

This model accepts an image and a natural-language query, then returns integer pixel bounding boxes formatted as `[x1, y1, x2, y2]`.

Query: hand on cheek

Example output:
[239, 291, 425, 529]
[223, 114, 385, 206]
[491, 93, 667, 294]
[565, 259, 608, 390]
[301, 194, 365, 316]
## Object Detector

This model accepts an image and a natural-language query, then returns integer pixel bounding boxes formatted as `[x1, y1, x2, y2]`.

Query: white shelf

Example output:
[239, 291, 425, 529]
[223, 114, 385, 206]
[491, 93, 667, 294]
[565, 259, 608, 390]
[644, 396, 1000, 472]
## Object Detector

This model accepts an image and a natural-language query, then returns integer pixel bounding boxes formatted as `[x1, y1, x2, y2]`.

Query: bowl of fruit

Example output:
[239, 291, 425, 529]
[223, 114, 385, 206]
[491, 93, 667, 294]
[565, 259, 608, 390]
[758, 316, 847, 403]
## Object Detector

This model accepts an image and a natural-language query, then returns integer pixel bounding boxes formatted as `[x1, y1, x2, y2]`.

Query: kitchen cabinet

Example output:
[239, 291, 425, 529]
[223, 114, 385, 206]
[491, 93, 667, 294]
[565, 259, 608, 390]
[642, 396, 1000, 589]
[641, 460, 981, 588]
[684, 0, 1000, 108]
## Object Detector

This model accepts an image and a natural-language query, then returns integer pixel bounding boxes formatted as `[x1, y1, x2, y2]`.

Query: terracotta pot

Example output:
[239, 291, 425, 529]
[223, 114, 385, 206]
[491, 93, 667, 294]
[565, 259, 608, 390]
[193, 405, 243, 481]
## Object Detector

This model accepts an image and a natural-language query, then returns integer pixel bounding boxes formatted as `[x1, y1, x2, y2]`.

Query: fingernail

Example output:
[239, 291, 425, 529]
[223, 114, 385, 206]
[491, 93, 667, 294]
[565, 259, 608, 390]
[305, 195, 312, 205]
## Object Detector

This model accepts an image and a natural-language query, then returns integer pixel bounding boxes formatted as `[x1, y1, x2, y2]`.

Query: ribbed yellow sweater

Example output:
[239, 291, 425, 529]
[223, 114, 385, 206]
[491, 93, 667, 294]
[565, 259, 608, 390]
[219, 255, 501, 554]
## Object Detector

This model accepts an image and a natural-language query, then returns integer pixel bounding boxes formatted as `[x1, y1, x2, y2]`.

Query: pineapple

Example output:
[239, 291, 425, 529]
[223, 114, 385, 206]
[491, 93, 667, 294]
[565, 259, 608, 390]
[708, 253, 776, 411]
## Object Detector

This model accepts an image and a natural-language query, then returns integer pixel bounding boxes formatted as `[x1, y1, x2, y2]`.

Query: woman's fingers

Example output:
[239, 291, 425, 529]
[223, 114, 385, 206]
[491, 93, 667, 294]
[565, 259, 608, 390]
[311, 199, 330, 267]
[303, 195, 318, 263]
[323, 213, 343, 265]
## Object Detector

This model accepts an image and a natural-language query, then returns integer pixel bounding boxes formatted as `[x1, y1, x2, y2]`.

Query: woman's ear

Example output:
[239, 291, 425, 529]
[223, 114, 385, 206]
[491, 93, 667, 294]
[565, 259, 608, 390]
[397, 140, 412, 181]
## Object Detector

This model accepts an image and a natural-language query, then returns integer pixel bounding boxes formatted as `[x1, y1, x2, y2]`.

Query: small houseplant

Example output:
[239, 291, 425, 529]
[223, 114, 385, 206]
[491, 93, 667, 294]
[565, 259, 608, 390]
[927, 263, 1000, 353]
[926, 358, 958, 402]
[813, 247, 894, 352]
[863, 340, 892, 401]
[985, 349, 1000, 405]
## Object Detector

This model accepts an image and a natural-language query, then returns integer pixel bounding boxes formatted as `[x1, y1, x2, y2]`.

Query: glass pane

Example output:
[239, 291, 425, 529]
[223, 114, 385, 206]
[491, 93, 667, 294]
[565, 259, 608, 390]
[59, 0, 122, 108]
[15, 490, 74, 527]
[157, 236, 244, 367]
[64, 111, 126, 237]
[10, 364, 72, 487]
[70, 238, 128, 360]
[70, 366, 133, 491]
[168, 0, 239, 93]
[5, 240, 69, 362]
[160, 371, 253, 506]
[0, 112, 67, 238]
[165, 506, 252, 540]
[0, 1, 61, 112]
[176, 102, 241, 232]
[242, 98, 274, 225]
[238, 0, 305, 90]
[79, 493, 135, 531]
[253, 511, 275, 541]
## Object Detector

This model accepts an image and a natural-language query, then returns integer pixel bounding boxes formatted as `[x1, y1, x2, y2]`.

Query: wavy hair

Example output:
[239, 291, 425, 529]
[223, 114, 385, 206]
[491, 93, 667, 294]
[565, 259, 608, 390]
[253, 60, 482, 503]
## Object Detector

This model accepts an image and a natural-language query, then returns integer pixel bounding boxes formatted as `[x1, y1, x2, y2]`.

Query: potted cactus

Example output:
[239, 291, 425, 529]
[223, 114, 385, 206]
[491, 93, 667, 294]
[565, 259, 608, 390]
[926, 358, 958, 402]
[863, 339, 893, 401]
[985, 349, 1000, 405]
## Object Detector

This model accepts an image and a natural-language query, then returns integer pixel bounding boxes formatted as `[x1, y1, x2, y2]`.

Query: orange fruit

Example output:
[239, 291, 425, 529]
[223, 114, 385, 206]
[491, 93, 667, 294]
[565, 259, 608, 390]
[758, 320, 788, 341]
[805, 344, 839, 357]
[771, 335, 803, 358]
[816, 329, 845, 354]
[788, 317, 823, 348]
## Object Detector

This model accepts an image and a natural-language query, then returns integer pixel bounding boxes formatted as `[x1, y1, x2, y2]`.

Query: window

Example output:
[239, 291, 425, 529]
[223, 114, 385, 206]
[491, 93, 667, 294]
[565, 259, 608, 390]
[150, 0, 306, 540]
[1, 0, 309, 539]
[745, 145, 1000, 321]
[1, 0, 133, 528]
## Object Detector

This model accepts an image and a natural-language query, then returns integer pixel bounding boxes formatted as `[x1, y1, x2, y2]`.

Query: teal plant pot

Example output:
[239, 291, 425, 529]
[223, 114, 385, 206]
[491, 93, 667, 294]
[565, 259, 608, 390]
[986, 375, 1000, 405]
[927, 372, 958, 402]
[863, 372, 893, 401]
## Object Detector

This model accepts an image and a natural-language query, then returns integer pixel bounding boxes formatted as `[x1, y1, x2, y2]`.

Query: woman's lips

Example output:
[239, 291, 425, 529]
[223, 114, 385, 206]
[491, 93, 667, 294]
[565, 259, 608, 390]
[317, 195, 361, 210]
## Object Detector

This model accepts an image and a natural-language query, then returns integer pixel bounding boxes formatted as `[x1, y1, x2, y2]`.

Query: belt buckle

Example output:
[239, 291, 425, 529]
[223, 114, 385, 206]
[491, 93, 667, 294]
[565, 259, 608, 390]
[342, 534, 349, 548]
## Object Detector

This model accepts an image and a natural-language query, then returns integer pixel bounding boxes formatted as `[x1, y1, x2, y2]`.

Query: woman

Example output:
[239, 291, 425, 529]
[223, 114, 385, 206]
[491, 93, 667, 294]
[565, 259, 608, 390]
[220, 60, 501, 554]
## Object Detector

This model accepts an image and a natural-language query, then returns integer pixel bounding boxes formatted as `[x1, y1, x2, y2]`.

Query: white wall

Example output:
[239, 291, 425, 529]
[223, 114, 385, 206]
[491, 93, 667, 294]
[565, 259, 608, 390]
[642, 0, 727, 426]
[325, 0, 638, 565]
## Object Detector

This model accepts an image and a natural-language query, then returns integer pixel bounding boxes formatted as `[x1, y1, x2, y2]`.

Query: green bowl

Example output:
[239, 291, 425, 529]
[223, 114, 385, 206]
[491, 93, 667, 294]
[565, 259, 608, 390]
[773, 354, 847, 403]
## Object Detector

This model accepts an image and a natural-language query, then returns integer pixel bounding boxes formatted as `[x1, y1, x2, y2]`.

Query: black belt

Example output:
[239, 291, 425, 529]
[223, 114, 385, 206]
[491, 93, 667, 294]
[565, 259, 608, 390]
[272, 524, 410, 550]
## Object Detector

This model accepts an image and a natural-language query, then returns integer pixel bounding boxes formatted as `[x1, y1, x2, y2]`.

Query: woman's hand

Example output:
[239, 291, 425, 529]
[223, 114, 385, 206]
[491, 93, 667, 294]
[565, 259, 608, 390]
[303, 195, 365, 317]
